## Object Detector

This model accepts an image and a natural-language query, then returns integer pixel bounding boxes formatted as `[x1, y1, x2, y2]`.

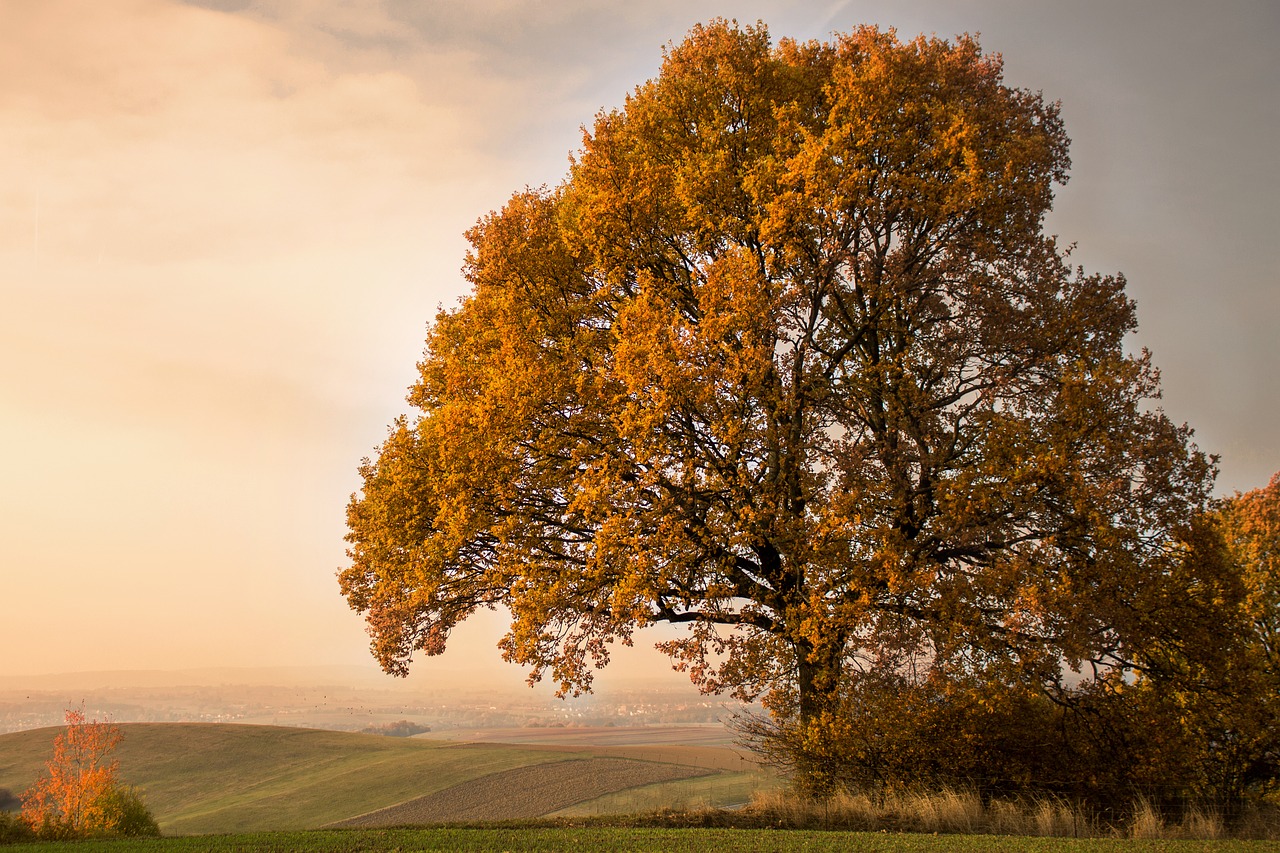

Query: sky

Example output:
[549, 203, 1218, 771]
[2, 0, 1277, 687]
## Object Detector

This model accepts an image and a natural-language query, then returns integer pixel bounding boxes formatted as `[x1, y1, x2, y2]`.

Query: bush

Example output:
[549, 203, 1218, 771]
[97, 786, 160, 838]
[0, 811, 35, 844]
[12, 785, 161, 841]
[361, 720, 431, 737]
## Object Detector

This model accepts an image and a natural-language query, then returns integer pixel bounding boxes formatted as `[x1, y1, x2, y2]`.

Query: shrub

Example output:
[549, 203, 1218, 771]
[361, 720, 431, 737]
[97, 786, 160, 838]
[0, 811, 35, 844]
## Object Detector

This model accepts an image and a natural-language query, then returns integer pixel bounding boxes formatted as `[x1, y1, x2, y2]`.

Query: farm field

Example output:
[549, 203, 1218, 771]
[0, 828, 1273, 852]
[552, 769, 770, 817]
[0, 723, 757, 834]
[331, 757, 711, 826]
[415, 723, 780, 814]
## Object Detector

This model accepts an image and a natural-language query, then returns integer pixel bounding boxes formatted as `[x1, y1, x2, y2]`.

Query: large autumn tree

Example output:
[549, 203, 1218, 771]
[341, 21, 1215, 792]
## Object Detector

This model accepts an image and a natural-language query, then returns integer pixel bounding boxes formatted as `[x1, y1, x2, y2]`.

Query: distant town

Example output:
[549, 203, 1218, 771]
[0, 668, 749, 735]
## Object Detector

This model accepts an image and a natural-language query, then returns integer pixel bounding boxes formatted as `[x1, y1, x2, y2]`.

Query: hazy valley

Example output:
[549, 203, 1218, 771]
[0, 666, 744, 736]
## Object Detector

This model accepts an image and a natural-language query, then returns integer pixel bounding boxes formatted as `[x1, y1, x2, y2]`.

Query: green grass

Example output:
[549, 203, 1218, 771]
[0, 724, 590, 834]
[0, 827, 1274, 852]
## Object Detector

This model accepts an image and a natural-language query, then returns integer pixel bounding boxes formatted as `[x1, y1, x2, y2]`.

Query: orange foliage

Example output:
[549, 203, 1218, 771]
[1222, 472, 1280, 665]
[21, 708, 123, 837]
[340, 20, 1218, 796]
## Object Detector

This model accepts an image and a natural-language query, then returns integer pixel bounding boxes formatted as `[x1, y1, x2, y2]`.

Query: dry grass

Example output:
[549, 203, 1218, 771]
[1127, 797, 1165, 840]
[1183, 805, 1226, 840]
[743, 789, 1091, 836]
[905, 789, 985, 834]
[1127, 799, 1236, 841]
[1032, 797, 1089, 837]
[739, 788, 1279, 840]
[1234, 801, 1280, 839]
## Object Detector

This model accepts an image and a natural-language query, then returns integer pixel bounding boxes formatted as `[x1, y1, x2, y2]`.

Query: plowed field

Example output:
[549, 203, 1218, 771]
[332, 757, 711, 826]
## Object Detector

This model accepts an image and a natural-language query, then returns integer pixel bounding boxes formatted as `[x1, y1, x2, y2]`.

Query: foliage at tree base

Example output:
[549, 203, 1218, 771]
[736, 674, 1275, 817]
[0, 811, 35, 844]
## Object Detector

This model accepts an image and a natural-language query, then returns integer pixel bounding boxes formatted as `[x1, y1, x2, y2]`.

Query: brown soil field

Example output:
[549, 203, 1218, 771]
[330, 757, 712, 826]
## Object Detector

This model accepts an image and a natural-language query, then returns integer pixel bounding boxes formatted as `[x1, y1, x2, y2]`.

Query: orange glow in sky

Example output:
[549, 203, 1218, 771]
[2, 0, 1276, 684]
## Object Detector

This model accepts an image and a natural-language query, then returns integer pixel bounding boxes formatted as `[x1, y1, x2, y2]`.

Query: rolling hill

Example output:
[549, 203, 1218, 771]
[0, 723, 765, 834]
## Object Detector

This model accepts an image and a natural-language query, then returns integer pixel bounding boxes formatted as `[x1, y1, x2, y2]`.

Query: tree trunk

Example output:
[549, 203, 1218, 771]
[792, 637, 843, 799]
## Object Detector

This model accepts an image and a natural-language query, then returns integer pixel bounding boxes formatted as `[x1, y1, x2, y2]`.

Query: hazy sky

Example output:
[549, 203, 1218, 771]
[3, 0, 1277, 686]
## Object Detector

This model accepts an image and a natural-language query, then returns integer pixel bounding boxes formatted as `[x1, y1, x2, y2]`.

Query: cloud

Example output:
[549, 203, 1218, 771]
[0, 0, 496, 268]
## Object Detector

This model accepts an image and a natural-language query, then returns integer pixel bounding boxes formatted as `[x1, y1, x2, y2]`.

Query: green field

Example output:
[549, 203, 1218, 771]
[0, 827, 1274, 852]
[1, 724, 729, 835]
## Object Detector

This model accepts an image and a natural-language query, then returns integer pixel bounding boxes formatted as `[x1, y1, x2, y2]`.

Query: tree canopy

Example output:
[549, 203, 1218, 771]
[340, 21, 1216, 795]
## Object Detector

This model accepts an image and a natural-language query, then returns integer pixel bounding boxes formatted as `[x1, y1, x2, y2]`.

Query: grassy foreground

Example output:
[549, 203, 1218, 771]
[1, 828, 1276, 852]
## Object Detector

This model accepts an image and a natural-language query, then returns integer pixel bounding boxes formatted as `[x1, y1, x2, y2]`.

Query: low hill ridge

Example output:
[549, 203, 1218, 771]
[0, 723, 754, 834]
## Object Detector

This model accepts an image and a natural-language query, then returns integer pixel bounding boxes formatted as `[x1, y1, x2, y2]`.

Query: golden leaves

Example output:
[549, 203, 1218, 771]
[340, 21, 1214, 745]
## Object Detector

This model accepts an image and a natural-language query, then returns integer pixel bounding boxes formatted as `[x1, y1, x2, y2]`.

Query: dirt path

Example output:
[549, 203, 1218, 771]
[331, 757, 712, 826]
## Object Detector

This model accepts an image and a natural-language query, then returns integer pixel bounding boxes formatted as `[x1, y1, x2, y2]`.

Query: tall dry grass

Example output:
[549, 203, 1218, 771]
[1127, 797, 1165, 840]
[743, 788, 1092, 836]
[739, 788, 1277, 839]
[1127, 798, 1232, 841]
[1183, 805, 1226, 840]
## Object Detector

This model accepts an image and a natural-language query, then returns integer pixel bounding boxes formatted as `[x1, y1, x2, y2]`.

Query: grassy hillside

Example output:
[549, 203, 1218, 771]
[332, 757, 712, 826]
[1, 723, 706, 834]
[0, 722, 660, 829]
